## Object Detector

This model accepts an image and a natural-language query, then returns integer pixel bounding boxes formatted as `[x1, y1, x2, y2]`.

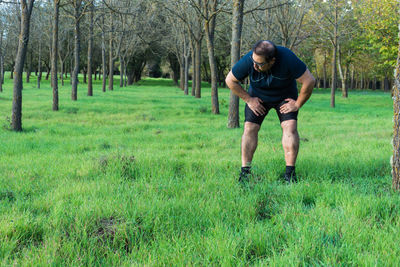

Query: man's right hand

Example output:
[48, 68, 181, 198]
[246, 97, 266, 116]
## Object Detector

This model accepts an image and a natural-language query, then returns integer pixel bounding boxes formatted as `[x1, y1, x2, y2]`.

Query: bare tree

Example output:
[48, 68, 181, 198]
[87, 1, 93, 96]
[228, 0, 245, 128]
[51, 0, 61, 110]
[64, 0, 92, 100]
[311, 0, 352, 107]
[12, 0, 35, 131]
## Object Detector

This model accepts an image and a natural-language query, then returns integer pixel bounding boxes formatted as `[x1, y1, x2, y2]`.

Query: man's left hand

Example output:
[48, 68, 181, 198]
[280, 98, 299, 114]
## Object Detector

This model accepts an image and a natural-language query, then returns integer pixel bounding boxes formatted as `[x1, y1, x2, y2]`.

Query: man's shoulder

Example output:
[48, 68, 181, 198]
[276, 46, 297, 58]
[241, 51, 252, 60]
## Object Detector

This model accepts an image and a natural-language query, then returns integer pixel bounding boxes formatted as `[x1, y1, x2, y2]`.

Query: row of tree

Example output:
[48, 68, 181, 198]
[0, 0, 399, 190]
[0, 0, 398, 130]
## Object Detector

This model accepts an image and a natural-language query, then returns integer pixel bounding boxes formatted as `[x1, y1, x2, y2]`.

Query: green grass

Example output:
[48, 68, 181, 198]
[0, 73, 398, 265]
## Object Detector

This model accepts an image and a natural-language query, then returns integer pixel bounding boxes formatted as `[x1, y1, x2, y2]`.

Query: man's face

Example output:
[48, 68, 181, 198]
[252, 53, 275, 72]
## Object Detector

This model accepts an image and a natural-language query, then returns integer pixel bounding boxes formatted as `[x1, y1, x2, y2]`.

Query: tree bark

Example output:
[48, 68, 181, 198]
[37, 38, 42, 88]
[203, 0, 219, 114]
[194, 39, 201, 98]
[385, 76, 390, 91]
[12, 0, 35, 131]
[71, 2, 81, 101]
[228, 0, 244, 128]
[189, 37, 196, 96]
[392, 15, 400, 191]
[87, 2, 93, 96]
[108, 14, 114, 91]
[323, 52, 327, 88]
[330, 2, 338, 108]
[101, 15, 106, 92]
[180, 54, 184, 90]
[337, 46, 347, 98]
[119, 55, 124, 88]
[51, 0, 59, 111]
[0, 29, 3, 93]
[60, 59, 64, 86]
[26, 50, 31, 83]
[184, 51, 189, 95]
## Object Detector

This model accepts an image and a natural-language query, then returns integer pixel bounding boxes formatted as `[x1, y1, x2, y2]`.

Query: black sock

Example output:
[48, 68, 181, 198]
[285, 166, 295, 175]
[241, 166, 251, 174]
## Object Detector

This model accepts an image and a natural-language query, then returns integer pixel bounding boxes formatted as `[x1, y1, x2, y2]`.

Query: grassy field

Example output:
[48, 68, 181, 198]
[0, 73, 398, 266]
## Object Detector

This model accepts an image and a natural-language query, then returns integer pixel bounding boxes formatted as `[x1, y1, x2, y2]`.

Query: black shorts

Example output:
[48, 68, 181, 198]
[244, 100, 298, 125]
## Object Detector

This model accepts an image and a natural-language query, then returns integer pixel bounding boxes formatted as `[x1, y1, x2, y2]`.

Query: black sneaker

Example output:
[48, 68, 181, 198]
[239, 167, 251, 184]
[284, 172, 298, 183]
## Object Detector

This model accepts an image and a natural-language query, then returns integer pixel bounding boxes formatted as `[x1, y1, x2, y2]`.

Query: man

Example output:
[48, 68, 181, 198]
[225, 40, 315, 183]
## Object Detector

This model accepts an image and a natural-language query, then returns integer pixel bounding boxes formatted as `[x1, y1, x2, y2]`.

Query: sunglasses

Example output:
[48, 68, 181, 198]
[251, 57, 268, 68]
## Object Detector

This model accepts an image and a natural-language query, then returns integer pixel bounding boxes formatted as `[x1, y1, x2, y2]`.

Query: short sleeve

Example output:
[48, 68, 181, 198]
[287, 50, 307, 79]
[232, 51, 252, 81]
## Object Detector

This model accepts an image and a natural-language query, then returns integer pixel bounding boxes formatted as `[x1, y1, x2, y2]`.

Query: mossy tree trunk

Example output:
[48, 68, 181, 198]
[392, 16, 400, 191]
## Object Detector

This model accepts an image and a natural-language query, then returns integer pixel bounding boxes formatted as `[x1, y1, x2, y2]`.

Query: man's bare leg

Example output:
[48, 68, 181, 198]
[281, 120, 299, 182]
[241, 122, 261, 167]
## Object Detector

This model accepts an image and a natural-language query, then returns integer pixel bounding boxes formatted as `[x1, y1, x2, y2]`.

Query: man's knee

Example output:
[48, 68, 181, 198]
[243, 122, 260, 137]
[281, 120, 297, 134]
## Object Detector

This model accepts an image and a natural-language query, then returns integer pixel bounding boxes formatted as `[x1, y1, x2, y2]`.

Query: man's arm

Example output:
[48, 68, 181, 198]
[225, 71, 266, 116]
[280, 69, 315, 114]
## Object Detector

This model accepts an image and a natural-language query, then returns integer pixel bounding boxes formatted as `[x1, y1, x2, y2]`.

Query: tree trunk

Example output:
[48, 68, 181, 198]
[228, 0, 244, 128]
[101, 15, 106, 92]
[51, 0, 59, 111]
[350, 65, 354, 90]
[190, 38, 196, 96]
[71, 2, 81, 101]
[180, 54, 184, 91]
[323, 51, 327, 88]
[108, 14, 114, 91]
[83, 69, 86, 84]
[0, 54, 3, 92]
[124, 62, 128, 87]
[87, 2, 93, 96]
[26, 50, 31, 83]
[12, 0, 35, 131]
[0, 29, 3, 93]
[184, 53, 189, 95]
[204, 0, 219, 114]
[195, 40, 201, 98]
[337, 47, 347, 98]
[60, 59, 64, 86]
[37, 38, 42, 88]
[373, 76, 377, 90]
[119, 55, 124, 88]
[330, 3, 338, 108]
[392, 17, 400, 190]
[385, 76, 390, 91]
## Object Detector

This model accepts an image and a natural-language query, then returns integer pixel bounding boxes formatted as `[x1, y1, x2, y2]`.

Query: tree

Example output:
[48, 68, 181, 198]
[227, 0, 245, 128]
[392, 3, 400, 191]
[64, 0, 92, 101]
[12, 0, 35, 131]
[87, 1, 93, 96]
[311, 0, 352, 107]
[0, 27, 4, 93]
[188, 0, 229, 113]
[51, 0, 61, 111]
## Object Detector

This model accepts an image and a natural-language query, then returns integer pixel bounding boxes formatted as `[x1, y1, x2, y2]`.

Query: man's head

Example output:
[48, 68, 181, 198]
[252, 40, 277, 72]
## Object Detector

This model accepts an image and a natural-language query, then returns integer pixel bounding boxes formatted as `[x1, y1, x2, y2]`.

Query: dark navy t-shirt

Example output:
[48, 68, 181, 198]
[232, 46, 307, 103]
